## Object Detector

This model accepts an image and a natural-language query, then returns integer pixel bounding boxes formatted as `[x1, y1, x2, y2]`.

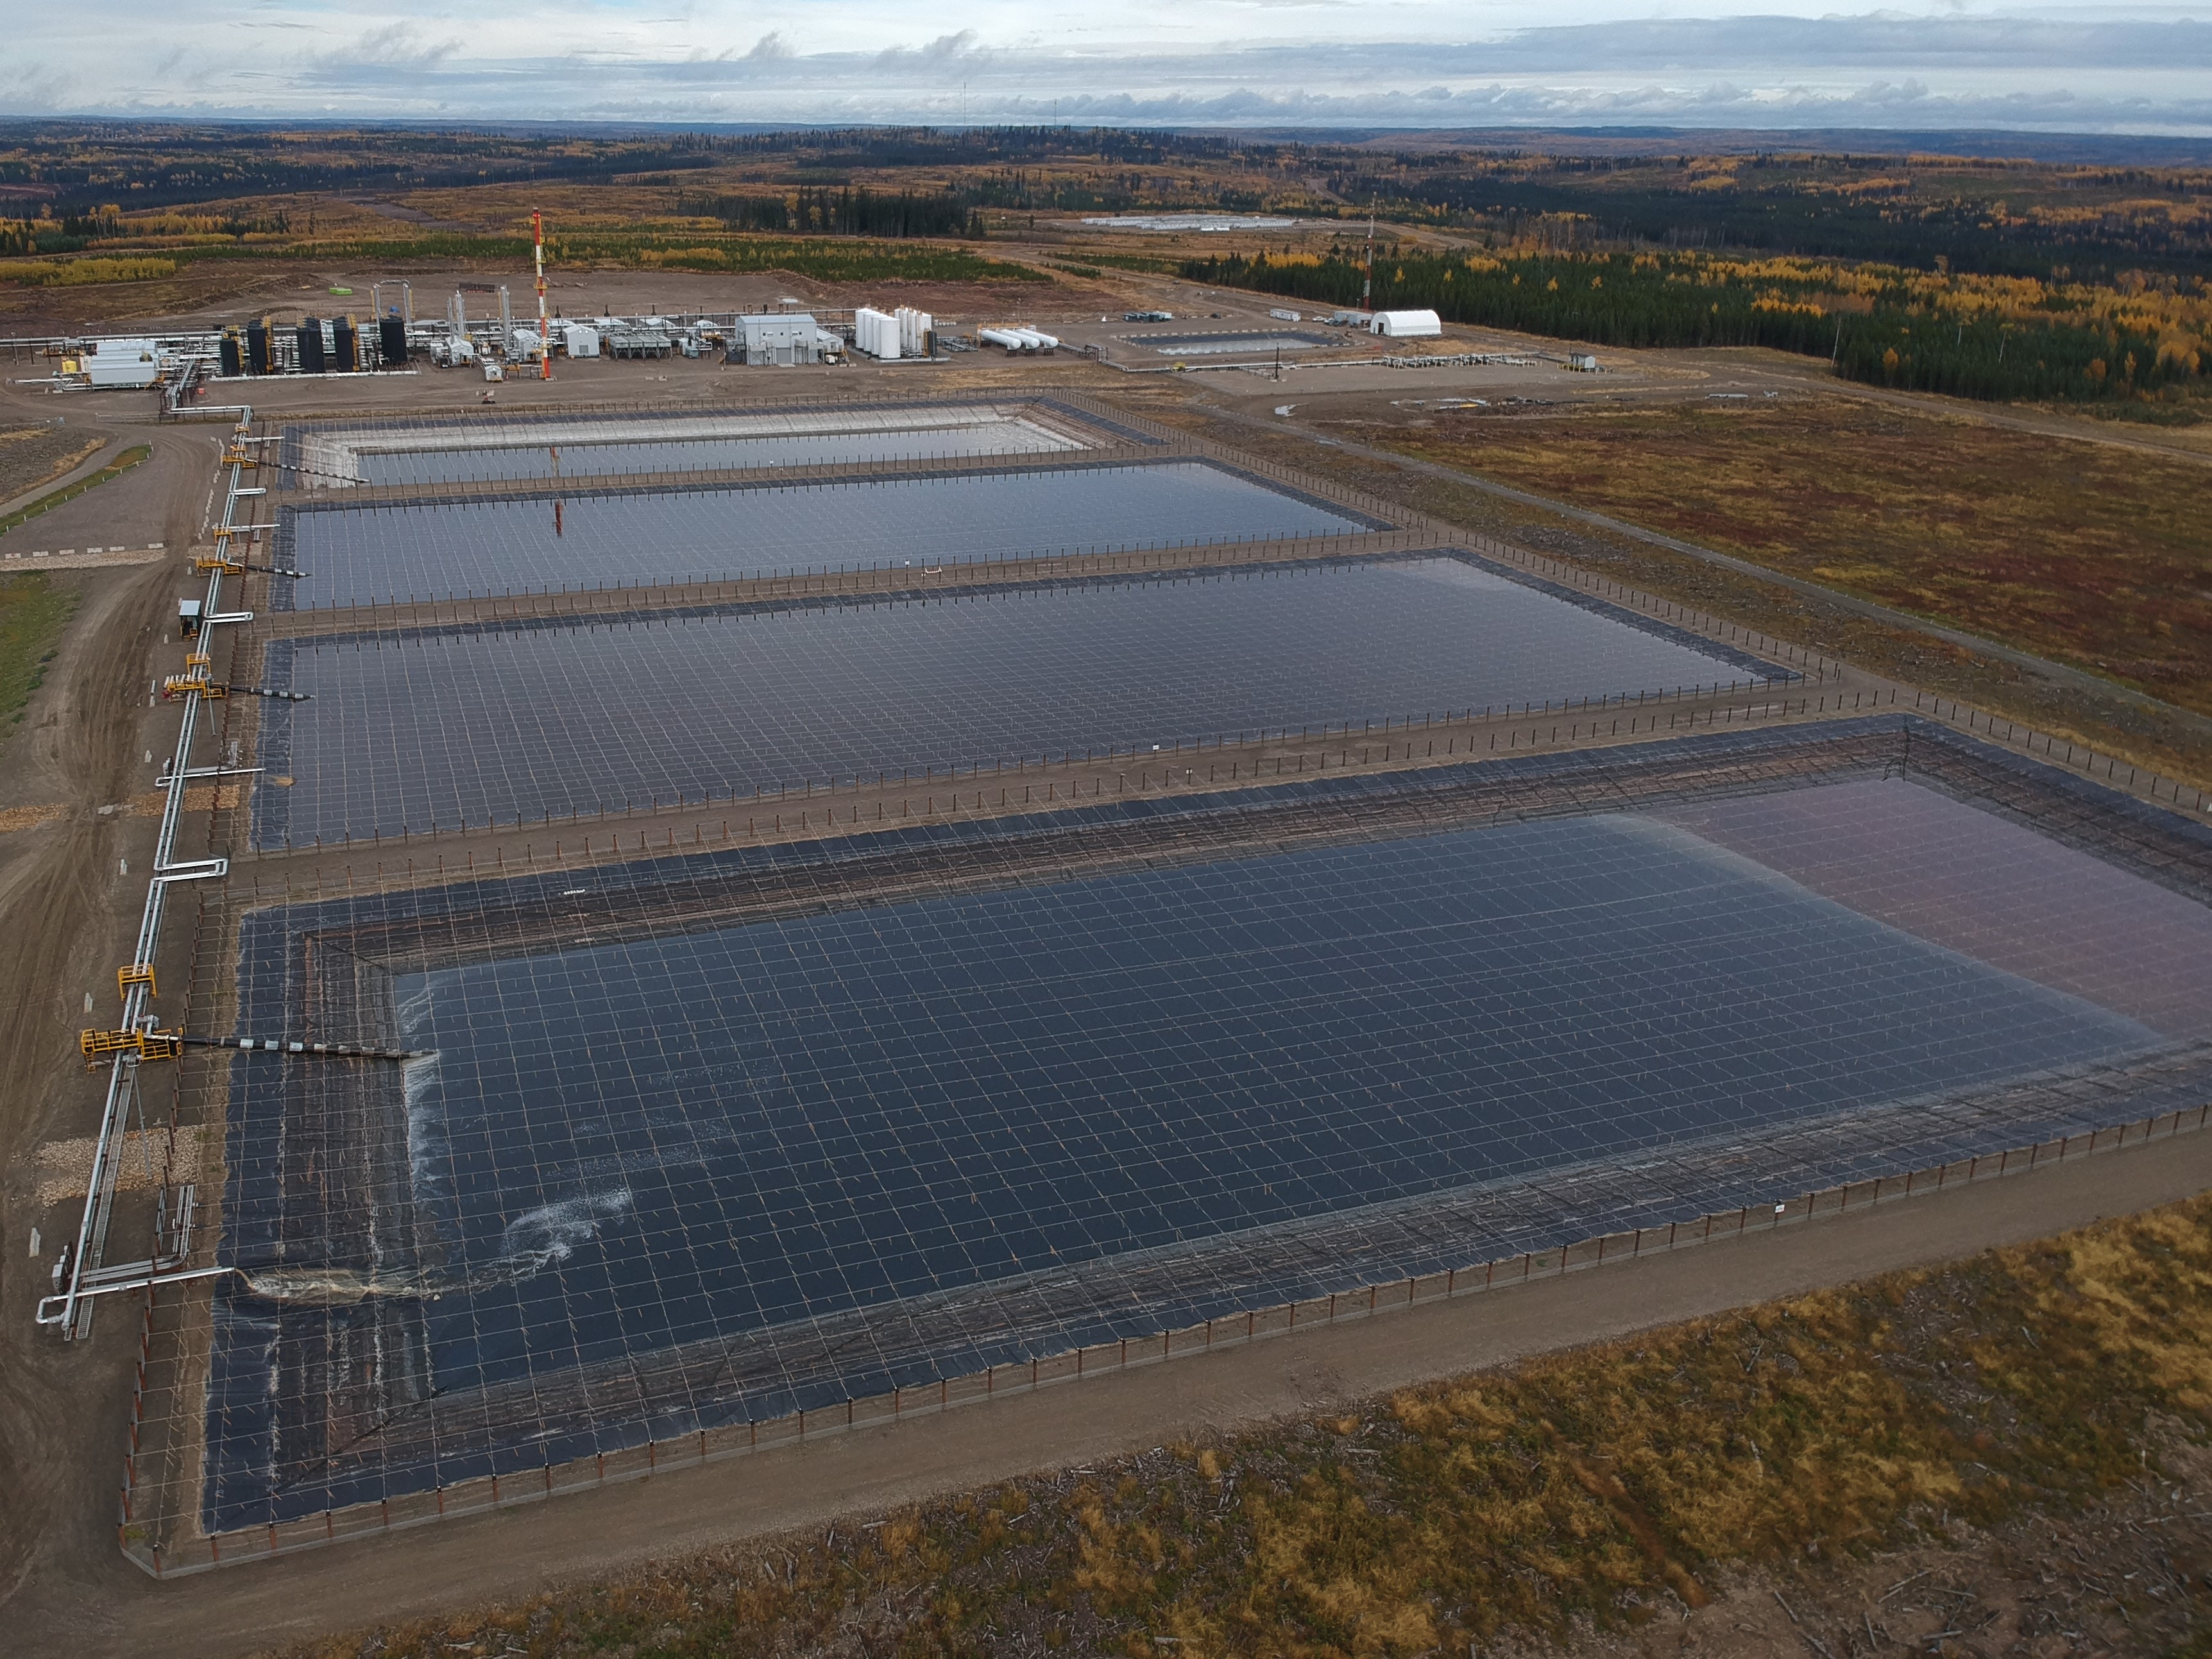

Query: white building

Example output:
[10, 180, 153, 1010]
[80, 339, 162, 388]
[1371, 309, 1443, 339]
[739, 312, 831, 366]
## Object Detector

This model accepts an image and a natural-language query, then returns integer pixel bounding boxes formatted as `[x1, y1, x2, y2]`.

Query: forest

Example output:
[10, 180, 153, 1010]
[1184, 244, 2207, 406]
[1320, 153, 2212, 285]
[679, 187, 983, 239]
[4, 121, 2206, 284]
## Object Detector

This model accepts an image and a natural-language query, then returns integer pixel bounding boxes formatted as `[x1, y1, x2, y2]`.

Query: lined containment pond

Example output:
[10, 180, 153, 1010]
[276, 461, 1375, 609]
[203, 733, 2212, 1527]
[250, 555, 1776, 847]
[290, 404, 1094, 488]
[352, 417, 1083, 486]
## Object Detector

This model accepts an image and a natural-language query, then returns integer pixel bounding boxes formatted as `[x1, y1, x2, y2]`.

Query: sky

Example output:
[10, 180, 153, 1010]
[5, 2, 2211, 135]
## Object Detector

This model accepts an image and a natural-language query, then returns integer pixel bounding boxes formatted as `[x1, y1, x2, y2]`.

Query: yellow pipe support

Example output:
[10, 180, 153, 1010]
[117, 964, 156, 1000]
[79, 1028, 182, 1065]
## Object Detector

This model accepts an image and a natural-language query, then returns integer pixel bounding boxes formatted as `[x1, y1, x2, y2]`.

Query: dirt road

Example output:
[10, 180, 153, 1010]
[0, 382, 214, 1659]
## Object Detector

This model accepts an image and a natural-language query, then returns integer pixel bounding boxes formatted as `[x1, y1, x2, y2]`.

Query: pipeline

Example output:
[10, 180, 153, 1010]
[183, 1034, 426, 1061]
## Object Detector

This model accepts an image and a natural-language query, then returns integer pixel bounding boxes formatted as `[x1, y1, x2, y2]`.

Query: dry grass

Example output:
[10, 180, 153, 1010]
[0, 423, 102, 503]
[271, 1193, 2212, 1659]
[1375, 398, 2212, 716]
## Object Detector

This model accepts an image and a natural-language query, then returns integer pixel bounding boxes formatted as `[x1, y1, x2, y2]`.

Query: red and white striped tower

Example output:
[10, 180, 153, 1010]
[534, 208, 552, 381]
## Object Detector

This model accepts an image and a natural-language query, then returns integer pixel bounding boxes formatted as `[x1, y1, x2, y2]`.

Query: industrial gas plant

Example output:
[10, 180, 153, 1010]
[0, 212, 986, 405]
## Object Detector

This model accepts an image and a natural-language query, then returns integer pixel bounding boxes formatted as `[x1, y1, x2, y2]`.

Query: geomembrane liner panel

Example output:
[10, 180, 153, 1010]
[204, 736, 2206, 1527]
[276, 461, 1376, 610]
[1136, 332, 1338, 355]
[1655, 776, 2212, 1042]
[250, 556, 1774, 847]
[355, 420, 1080, 487]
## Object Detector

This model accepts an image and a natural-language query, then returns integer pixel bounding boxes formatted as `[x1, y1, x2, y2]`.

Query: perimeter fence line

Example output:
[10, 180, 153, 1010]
[226, 687, 1867, 898]
[276, 441, 1173, 508]
[117, 1098, 2212, 1580]
[267, 394, 1131, 488]
[255, 528, 1815, 667]
[227, 682, 2212, 876]
[234, 677, 1846, 868]
[266, 389, 1089, 440]
[257, 526, 1426, 633]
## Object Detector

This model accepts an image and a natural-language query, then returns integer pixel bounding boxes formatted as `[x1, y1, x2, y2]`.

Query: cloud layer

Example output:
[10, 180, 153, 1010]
[4, 6, 2210, 135]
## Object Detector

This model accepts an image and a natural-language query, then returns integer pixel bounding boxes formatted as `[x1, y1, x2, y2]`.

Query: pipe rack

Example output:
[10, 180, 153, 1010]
[37, 405, 255, 1335]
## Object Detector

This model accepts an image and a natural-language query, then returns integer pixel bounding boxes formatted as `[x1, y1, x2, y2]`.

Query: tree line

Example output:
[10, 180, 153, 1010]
[1182, 248, 2199, 405]
[685, 187, 983, 240]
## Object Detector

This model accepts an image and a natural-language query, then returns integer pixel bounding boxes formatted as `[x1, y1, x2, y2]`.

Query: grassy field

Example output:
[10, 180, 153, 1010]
[1370, 397, 2212, 716]
[0, 574, 76, 726]
[271, 1191, 2212, 1659]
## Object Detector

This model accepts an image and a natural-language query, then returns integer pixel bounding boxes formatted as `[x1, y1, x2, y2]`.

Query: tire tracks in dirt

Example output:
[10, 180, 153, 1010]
[0, 411, 214, 1651]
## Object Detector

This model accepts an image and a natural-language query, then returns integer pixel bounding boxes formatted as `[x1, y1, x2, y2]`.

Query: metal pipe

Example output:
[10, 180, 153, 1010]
[41, 407, 253, 1334]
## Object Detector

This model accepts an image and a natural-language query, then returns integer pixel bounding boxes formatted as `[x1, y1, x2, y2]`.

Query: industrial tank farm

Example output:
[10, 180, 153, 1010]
[69, 387, 2212, 1569]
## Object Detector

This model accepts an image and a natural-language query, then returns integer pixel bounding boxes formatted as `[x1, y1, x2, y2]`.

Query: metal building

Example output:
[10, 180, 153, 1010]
[81, 339, 162, 388]
[738, 312, 828, 366]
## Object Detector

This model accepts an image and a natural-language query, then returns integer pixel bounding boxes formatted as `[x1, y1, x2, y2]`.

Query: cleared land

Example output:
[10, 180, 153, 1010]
[1369, 397, 2212, 717]
[264, 1187, 2212, 1659]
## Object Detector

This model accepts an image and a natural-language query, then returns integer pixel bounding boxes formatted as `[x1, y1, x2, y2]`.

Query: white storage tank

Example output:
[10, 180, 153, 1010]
[896, 305, 933, 355]
[1372, 309, 1443, 339]
[855, 306, 900, 361]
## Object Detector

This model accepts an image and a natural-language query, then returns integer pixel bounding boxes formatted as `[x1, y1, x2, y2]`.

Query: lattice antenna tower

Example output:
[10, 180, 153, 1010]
[534, 209, 552, 382]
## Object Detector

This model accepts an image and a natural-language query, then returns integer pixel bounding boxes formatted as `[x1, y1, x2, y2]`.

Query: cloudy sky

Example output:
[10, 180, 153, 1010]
[6, 2, 2211, 134]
